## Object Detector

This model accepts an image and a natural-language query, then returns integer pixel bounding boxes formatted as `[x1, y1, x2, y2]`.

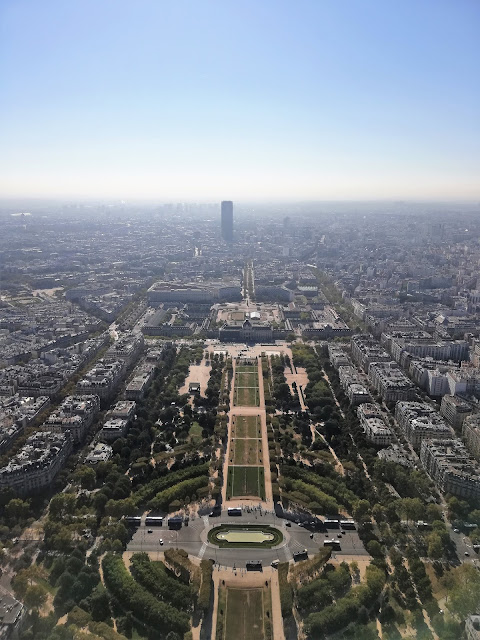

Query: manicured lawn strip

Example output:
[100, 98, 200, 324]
[225, 588, 265, 640]
[236, 372, 259, 387]
[208, 524, 283, 548]
[236, 365, 258, 373]
[263, 587, 273, 640]
[231, 438, 245, 465]
[232, 415, 260, 438]
[232, 438, 262, 465]
[234, 386, 259, 406]
[227, 466, 265, 499]
[216, 583, 227, 640]
[278, 563, 294, 618]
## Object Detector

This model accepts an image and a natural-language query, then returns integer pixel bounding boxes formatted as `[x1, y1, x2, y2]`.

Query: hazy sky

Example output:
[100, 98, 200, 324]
[1, 0, 479, 201]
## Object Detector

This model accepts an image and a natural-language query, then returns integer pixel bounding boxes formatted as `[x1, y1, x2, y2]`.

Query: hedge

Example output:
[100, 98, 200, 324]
[132, 462, 210, 506]
[102, 554, 189, 636]
[148, 475, 209, 511]
[129, 553, 194, 610]
[198, 560, 214, 612]
[278, 562, 293, 618]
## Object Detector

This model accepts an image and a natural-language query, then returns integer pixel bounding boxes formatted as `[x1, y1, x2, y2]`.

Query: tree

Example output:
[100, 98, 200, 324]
[446, 564, 480, 620]
[67, 606, 91, 628]
[88, 585, 111, 622]
[12, 566, 47, 599]
[25, 584, 48, 610]
[74, 466, 96, 490]
[354, 500, 371, 523]
[366, 540, 384, 559]
[427, 533, 443, 560]
[5, 498, 31, 522]
[426, 503, 443, 523]
[398, 497, 423, 523]
[468, 509, 480, 526]
[49, 493, 76, 520]
[447, 496, 470, 521]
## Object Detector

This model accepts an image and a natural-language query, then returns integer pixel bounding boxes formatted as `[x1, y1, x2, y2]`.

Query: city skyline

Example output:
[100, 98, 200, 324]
[1, 0, 479, 201]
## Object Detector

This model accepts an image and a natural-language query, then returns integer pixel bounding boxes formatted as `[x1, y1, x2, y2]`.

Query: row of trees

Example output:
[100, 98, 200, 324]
[102, 553, 190, 637]
[129, 553, 194, 611]
[304, 564, 386, 637]
[132, 461, 210, 507]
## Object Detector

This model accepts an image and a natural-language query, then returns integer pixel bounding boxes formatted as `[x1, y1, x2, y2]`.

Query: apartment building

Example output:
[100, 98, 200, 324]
[463, 414, 480, 461]
[440, 395, 472, 429]
[351, 335, 391, 373]
[328, 345, 351, 369]
[395, 401, 452, 449]
[98, 400, 136, 441]
[45, 395, 100, 444]
[357, 403, 394, 446]
[0, 431, 72, 494]
[76, 359, 124, 401]
[368, 361, 416, 402]
[420, 438, 480, 501]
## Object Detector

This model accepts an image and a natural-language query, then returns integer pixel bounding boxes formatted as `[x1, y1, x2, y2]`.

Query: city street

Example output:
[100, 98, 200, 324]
[126, 509, 367, 567]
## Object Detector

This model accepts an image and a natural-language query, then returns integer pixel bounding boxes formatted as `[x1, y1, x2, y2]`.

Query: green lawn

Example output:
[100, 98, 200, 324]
[234, 386, 259, 406]
[189, 421, 203, 442]
[227, 466, 265, 499]
[230, 438, 262, 465]
[232, 415, 261, 438]
[224, 588, 266, 640]
[236, 365, 258, 373]
[236, 371, 259, 387]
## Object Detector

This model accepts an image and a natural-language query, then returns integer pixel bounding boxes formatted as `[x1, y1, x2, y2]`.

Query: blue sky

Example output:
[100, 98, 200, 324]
[1, 0, 479, 201]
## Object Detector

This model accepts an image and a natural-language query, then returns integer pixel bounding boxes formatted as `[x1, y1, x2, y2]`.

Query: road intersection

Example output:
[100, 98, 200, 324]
[126, 509, 367, 567]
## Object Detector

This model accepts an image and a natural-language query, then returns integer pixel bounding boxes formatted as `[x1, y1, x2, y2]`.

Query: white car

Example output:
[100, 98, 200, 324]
[159, 539, 164, 545]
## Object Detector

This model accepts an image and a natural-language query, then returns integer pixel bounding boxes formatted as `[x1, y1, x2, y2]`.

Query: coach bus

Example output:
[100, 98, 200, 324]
[124, 516, 141, 527]
[145, 516, 163, 527]
[324, 539, 341, 549]
[340, 519, 356, 530]
[227, 507, 242, 516]
[324, 518, 340, 529]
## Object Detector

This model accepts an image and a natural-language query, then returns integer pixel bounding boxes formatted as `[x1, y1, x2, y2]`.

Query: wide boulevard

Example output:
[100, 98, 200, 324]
[126, 508, 367, 568]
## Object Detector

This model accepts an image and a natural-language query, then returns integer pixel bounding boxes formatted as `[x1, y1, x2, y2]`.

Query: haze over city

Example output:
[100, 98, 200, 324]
[2, 3, 480, 640]
[1, 0, 479, 201]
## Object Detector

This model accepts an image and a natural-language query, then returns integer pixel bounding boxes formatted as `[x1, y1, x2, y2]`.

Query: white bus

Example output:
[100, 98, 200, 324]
[324, 539, 341, 549]
[227, 507, 242, 516]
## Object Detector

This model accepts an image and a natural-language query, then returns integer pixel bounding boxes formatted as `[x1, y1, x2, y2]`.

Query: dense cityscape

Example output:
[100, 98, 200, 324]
[0, 200, 479, 639]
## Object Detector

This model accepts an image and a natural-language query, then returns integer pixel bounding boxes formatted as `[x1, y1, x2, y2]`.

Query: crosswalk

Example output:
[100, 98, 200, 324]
[284, 545, 293, 562]
[198, 542, 207, 560]
[202, 515, 209, 527]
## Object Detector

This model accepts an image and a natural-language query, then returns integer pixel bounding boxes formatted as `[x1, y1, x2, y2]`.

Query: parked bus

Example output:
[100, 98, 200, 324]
[124, 516, 141, 527]
[324, 539, 341, 549]
[340, 519, 356, 530]
[145, 516, 163, 527]
[324, 518, 340, 529]
[228, 507, 242, 516]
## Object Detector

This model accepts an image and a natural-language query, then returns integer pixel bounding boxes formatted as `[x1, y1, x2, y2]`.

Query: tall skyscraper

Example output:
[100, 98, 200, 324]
[221, 201, 234, 242]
